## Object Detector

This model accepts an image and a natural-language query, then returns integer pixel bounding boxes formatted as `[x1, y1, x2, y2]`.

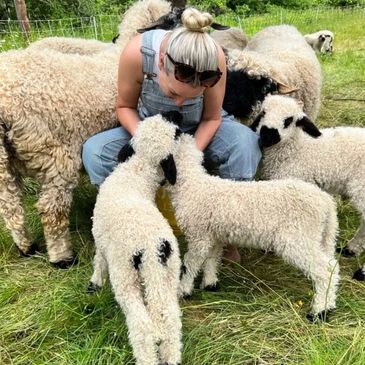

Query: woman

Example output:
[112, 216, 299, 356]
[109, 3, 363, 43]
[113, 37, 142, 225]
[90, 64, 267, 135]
[82, 7, 261, 262]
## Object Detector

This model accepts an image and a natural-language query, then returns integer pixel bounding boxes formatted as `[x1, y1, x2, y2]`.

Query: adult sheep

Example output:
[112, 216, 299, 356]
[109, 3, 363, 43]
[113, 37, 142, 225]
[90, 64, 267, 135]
[28, 36, 112, 55]
[223, 24, 322, 122]
[304, 30, 334, 54]
[0, 0, 171, 268]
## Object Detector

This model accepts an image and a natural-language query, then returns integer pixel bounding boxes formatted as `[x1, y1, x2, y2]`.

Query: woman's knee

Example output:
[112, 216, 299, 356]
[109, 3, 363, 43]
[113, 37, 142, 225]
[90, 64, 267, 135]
[82, 128, 131, 186]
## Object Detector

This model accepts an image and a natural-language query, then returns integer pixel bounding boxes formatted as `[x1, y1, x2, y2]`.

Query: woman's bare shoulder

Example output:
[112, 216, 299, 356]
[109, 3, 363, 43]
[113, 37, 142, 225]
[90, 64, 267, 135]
[119, 34, 143, 82]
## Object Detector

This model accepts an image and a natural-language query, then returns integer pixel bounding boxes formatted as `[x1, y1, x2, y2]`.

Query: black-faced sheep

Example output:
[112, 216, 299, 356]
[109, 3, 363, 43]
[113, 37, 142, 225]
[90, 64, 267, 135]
[251, 94, 365, 280]
[166, 131, 339, 321]
[223, 24, 322, 122]
[90, 115, 182, 365]
[304, 30, 334, 54]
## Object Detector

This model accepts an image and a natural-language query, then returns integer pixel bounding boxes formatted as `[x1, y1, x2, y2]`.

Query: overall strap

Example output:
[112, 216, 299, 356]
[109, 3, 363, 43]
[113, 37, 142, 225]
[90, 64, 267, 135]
[140, 31, 157, 79]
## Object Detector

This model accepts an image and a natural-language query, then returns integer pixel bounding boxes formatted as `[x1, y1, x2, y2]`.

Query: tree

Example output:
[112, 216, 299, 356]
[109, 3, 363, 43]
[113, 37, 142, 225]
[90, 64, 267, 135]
[13, 0, 30, 39]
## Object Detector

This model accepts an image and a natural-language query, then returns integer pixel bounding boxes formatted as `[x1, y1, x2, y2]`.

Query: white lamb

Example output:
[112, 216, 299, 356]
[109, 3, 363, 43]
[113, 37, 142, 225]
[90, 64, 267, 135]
[304, 30, 334, 54]
[225, 25, 321, 121]
[167, 132, 340, 321]
[0, 0, 171, 267]
[251, 94, 365, 280]
[90, 115, 182, 365]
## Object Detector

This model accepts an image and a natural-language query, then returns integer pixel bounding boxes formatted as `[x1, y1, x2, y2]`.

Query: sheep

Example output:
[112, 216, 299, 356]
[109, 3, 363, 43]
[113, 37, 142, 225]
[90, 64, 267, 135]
[166, 131, 340, 321]
[0, 0, 172, 268]
[304, 30, 334, 54]
[28, 36, 112, 55]
[210, 27, 248, 51]
[89, 114, 182, 365]
[223, 24, 322, 122]
[251, 94, 365, 280]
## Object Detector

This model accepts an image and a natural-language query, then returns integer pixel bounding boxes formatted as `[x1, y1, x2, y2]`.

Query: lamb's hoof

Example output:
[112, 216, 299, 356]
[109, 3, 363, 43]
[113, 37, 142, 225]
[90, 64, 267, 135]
[181, 292, 193, 300]
[203, 282, 220, 292]
[336, 246, 356, 257]
[51, 256, 78, 269]
[87, 281, 102, 294]
[353, 268, 365, 281]
[306, 310, 330, 323]
[18, 242, 40, 257]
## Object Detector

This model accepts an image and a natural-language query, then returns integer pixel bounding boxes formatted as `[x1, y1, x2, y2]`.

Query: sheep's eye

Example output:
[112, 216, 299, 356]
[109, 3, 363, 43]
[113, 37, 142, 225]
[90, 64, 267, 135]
[284, 117, 294, 128]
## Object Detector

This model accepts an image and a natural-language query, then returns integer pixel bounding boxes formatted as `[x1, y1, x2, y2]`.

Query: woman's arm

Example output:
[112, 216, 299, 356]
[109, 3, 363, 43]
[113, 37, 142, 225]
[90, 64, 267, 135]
[194, 46, 227, 151]
[115, 34, 144, 136]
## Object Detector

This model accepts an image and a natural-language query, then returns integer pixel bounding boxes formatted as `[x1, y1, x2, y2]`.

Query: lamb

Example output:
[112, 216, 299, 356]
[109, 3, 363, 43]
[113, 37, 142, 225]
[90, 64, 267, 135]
[251, 94, 365, 280]
[0, 0, 172, 268]
[166, 131, 340, 321]
[223, 25, 322, 122]
[89, 115, 182, 365]
[304, 30, 334, 54]
[210, 27, 248, 51]
[28, 36, 112, 55]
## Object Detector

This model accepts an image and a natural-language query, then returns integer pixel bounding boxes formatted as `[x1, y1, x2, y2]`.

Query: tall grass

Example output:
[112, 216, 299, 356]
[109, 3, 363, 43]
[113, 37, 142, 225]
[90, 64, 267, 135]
[1, 7, 365, 365]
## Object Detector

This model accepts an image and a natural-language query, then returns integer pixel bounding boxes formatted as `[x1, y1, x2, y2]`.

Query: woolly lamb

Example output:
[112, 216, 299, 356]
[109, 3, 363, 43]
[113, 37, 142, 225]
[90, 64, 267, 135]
[90, 115, 182, 365]
[167, 132, 339, 321]
[223, 25, 321, 122]
[210, 27, 248, 50]
[0, 0, 171, 267]
[251, 94, 365, 280]
[304, 30, 334, 54]
[28, 36, 112, 55]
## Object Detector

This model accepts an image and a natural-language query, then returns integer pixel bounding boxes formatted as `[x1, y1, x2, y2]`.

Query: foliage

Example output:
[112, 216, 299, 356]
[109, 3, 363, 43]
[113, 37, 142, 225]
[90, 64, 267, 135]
[1, 0, 364, 21]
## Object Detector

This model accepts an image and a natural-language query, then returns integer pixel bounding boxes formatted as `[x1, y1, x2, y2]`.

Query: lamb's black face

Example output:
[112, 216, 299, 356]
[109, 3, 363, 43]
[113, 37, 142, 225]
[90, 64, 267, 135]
[223, 70, 277, 119]
[259, 126, 281, 148]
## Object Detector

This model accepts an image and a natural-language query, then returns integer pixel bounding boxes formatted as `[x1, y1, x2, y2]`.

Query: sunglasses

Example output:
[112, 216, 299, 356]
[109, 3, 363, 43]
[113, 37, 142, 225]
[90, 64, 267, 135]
[166, 53, 222, 88]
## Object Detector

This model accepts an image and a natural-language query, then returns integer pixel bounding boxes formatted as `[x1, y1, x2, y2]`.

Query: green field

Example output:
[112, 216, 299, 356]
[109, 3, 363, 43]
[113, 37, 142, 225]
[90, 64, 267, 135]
[1, 6, 365, 365]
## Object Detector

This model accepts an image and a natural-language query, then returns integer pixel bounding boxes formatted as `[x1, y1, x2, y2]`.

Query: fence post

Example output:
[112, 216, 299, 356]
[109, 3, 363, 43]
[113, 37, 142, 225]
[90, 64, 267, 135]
[92, 16, 98, 40]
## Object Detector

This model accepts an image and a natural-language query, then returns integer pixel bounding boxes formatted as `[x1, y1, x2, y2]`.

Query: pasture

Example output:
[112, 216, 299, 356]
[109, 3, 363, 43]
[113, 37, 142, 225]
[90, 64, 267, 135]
[0, 6, 365, 365]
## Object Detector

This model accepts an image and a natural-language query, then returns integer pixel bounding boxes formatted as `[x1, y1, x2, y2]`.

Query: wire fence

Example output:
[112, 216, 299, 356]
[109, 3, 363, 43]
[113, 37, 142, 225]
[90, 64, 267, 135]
[0, 5, 364, 51]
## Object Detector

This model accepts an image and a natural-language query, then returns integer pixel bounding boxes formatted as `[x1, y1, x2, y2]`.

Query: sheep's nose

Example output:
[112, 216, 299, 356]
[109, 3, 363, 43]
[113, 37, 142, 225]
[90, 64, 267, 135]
[260, 126, 281, 148]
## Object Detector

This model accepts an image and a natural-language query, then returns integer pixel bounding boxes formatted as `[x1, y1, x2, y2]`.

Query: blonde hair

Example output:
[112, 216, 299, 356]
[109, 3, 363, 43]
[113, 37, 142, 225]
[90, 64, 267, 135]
[164, 8, 220, 86]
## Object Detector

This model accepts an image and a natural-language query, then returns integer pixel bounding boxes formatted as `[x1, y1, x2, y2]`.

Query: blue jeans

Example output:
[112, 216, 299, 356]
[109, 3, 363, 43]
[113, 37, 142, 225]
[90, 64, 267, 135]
[82, 114, 262, 187]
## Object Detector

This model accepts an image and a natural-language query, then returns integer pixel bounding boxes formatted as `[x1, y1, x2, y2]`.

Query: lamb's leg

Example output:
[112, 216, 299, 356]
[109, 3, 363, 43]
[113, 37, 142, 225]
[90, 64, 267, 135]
[88, 248, 108, 293]
[281, 243, 339, 321]
[341, 192, 365, 256]
[0, 150, 34, 255]
[152, 249, 182, 365]
[200, 243, 224, 291]
[36, 181, 76, 268]
[108, 258, 159, 365]
[346, 219, 365, 256]
[179, 238, 213, 297]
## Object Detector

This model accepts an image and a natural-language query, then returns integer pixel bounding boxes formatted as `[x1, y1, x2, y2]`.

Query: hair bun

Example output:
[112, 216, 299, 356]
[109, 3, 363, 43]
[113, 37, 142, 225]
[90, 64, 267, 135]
[181, 8, 213, 33]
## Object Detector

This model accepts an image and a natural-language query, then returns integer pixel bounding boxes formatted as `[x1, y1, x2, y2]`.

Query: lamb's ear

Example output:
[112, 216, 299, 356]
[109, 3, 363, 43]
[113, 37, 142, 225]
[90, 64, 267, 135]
[271, 75, 299, 94]
[277, 82, 299, 94]
[250, 111, 264, 132]
[117, 143, 135, 163]
[211, 23, 230, 30]
[296, 116, 322, 138]
[160, 154, 177, 185]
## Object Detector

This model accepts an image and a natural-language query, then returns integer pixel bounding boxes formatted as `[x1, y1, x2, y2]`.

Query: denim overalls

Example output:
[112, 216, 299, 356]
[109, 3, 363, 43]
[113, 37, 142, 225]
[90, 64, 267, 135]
[82, 30, 262, 186]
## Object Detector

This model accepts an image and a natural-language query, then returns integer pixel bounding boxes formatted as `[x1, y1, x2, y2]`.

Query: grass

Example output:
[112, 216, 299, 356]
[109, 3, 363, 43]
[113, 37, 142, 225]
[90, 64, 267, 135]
[1, 6, 365, 365]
